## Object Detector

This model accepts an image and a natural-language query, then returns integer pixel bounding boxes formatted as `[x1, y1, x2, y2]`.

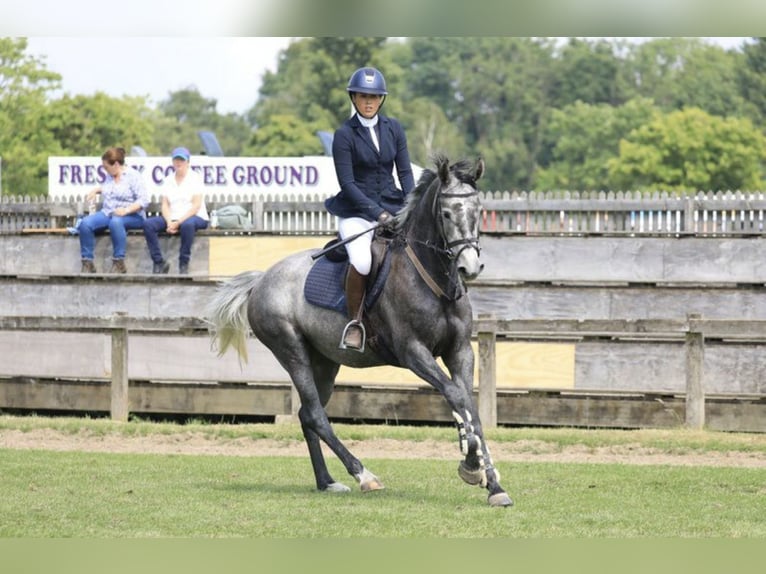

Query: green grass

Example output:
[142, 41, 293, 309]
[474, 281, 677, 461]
[1, 414, 765, 538]
[2, 448, 764, 538]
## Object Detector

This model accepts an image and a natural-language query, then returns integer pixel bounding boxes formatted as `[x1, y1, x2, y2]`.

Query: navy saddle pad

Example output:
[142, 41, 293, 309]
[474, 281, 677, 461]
[304, 253, 390, 314]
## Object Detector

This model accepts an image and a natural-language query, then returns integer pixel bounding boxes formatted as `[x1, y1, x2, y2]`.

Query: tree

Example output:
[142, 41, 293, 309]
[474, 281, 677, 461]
[738, 37, 766, 126]
[244, 113, 326, 157]
[608, 107, 766, 192]
[536, 98, 658, 191]
[45, 92, 157, 156]
[621, 38, 747, 117]
[156, 87, 252, 156]
[407, 37, 558, 191]
[395, 97, 468, 167]
[0, 37, 62, 195]
[549, 38, 626, 108]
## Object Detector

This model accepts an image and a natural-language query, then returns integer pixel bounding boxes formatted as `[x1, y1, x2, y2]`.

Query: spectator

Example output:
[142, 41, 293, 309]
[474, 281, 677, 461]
[79, 146, 149, 273]
[143, 147, 209, 274]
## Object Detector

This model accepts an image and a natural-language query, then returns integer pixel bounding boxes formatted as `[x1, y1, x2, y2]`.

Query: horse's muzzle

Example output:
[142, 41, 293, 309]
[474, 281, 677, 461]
[457, 248, 484, 281]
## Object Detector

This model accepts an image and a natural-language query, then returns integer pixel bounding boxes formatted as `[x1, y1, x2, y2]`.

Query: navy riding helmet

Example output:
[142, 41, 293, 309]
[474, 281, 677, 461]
[346, 67, 388, 96]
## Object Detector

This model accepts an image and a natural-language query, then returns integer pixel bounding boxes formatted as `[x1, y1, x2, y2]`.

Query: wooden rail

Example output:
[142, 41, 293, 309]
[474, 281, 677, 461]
[0, 314, 208, 421]
[1, 314, 764, 429]
[473, 314, 766, 429]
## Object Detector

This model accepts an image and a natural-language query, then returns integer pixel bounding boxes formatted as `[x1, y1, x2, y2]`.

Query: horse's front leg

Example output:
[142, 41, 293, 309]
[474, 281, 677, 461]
[443, 346, 513, 508]
[403, 343, 512, 507]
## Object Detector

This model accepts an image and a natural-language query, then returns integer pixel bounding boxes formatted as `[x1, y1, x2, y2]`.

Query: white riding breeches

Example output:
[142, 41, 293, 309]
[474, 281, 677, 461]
[338, 217, 376, 276]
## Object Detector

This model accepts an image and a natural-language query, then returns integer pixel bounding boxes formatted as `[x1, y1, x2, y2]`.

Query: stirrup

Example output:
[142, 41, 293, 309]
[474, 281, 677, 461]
[339, 320, 366, 352]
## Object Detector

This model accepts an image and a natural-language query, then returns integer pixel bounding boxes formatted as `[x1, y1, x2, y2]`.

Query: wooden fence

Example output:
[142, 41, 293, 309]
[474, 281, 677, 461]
[2, 190, 766, 235]
[1, 313, 764, 431]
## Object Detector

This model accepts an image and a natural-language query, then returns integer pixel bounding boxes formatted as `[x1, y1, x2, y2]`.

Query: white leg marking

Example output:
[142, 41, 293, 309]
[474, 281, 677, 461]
[324, 482, 351, 493]
[452, 410, 468, 455]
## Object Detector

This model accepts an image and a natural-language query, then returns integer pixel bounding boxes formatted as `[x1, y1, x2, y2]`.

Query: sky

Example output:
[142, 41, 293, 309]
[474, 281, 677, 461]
[25, 37, 295, 116]
[23, 37, 751, 118]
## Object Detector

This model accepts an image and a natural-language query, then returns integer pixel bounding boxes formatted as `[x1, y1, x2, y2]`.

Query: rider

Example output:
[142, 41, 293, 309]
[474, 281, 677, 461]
[325, 66, 416, 352]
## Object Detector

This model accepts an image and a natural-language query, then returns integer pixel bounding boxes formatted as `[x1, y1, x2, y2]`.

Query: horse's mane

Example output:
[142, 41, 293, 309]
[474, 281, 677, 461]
[397, 154, 479, 226]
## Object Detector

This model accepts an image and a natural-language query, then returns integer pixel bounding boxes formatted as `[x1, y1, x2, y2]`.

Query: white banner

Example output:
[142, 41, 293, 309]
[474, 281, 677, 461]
[48, 155, 341, 200]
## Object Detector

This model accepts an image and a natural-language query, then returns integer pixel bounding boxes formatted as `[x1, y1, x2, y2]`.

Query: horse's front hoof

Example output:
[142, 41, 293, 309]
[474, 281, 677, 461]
[458, 461, 484, 486]
[360, 479, 385, 492]
[323, 482, 351, 493]
[356, 468, 385, 492]
[488, 492, 514, 507]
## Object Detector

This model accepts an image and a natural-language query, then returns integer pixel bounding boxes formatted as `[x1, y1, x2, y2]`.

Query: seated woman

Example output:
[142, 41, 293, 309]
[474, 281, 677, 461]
[79, 146, 149, 274]
[143, 147, 209, 274]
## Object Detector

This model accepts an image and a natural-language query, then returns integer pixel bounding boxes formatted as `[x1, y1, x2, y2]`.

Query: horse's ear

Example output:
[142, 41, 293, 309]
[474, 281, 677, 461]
[437, 156, 450, 184]
[474, 158, 484, 181]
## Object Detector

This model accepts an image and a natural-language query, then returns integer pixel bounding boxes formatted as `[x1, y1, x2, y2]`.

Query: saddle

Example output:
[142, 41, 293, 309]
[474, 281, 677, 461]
[304, 230, 393, 315]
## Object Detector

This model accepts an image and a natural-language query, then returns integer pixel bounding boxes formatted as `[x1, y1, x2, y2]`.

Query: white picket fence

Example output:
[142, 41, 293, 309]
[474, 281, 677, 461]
[2, 190, 766, 235]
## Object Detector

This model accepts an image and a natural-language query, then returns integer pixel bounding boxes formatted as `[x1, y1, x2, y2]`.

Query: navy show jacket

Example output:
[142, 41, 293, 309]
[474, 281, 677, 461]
[325, 113, 415, 222]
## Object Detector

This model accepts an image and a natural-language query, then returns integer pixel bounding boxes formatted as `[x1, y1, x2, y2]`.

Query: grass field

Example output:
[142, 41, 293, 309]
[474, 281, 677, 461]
[1, 414, 765, 538]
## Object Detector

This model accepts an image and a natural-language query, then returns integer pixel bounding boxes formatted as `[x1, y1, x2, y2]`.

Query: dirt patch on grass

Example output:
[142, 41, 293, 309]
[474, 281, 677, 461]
[2, 428, 765, 468]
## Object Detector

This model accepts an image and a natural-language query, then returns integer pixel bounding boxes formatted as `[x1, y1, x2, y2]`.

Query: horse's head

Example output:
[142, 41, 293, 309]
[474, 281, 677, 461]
[399, 155, 486, 294]
[434, 155, 485, 281]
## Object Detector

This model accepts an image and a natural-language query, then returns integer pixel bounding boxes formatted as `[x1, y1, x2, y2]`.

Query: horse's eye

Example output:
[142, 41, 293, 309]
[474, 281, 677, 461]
[443, 211, 452, 220]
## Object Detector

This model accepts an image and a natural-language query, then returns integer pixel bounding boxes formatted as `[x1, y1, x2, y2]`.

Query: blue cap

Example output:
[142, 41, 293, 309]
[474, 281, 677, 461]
[171, 146, 190, 161]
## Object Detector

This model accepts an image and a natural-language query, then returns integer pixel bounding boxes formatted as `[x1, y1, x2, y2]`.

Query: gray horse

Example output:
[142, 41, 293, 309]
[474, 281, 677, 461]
[207, 155, 512, 507]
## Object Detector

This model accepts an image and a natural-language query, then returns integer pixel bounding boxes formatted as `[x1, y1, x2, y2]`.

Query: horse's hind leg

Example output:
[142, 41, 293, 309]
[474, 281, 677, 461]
[299, 412, 350, 493]
[287, 349, 384, 494]
[298, 353, 350, 492]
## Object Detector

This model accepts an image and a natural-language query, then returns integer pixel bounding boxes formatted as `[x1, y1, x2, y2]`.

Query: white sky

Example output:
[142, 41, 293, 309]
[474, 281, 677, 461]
[23, 37, 749, 117]
[25, 37, 295, 116]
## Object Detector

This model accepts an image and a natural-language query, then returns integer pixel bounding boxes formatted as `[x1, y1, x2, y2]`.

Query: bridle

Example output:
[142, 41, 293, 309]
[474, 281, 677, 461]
[402, 178, 482, 301]
[436, 188, 482, 262]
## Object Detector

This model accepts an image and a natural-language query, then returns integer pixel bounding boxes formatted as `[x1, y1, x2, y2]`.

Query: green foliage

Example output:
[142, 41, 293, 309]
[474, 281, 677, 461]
[549, 38, 626, 108]
[738, 37, 766, 125]
[0, 38, 62, 195]
[536, 98, 659, 191]
[244, 113, 326, 156]
[44, 93, 157, 156]
[407, 37, 558, 191]
[2, 37, 766, 197]
[620, 38, 747, 117]
[608, 107, 766, 192]
[156, 87, 253, 156]
[395, 97, 468, 166]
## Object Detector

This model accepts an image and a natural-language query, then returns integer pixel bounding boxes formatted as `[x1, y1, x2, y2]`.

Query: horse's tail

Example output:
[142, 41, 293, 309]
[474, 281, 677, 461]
[206, 270, 262, 363]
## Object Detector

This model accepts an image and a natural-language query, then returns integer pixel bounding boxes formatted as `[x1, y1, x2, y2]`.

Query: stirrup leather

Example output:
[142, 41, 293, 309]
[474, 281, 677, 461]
[339, 319, 366, 352]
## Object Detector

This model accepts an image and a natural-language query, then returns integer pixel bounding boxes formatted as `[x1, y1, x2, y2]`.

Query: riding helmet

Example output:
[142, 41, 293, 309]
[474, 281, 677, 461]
[346, 67, 388, 95]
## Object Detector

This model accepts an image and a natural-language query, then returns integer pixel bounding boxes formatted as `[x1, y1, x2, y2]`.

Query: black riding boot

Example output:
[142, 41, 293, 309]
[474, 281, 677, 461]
[340, 266, 367, 352]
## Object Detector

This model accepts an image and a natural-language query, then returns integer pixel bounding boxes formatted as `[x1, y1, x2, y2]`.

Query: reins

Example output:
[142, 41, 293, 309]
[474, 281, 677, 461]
[404, 242, 449, 300]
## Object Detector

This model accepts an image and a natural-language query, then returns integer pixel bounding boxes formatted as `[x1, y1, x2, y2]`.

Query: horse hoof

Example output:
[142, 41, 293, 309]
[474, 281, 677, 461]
[356, 468, 384, 492]
[360, 479, 385, 492]
[323, 482, 351, 493]
[488, 492, 514, 507]
[458, 461, 484, 486]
